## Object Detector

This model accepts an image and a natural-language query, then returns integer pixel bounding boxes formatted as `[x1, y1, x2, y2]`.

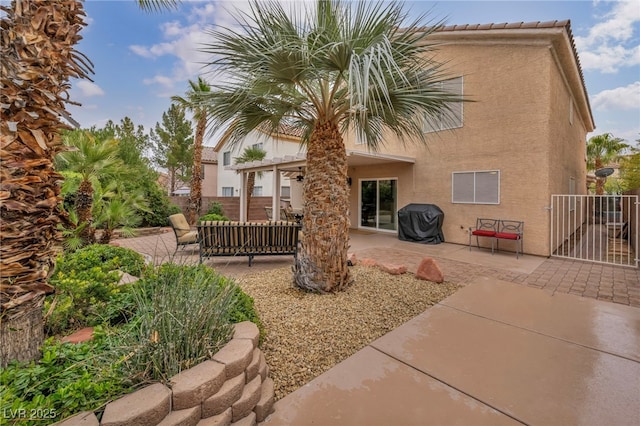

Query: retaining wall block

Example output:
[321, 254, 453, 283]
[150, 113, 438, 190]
[202, 372, 246, 418]
[254, 377, 275, 422]
[171, 360, 227, 410]
[230, 411, 256, 426]
[156, 406, 201, 426]
[197, 407, 232, 426]
[212, 339, 254, 379]
[232, 322, 259, 349]
[55, 411, 99, 426]
[258, 354, 268, 381]
[231, 375, 262, 422]
[245, 349, 261, 383]
[101, 383, 171, 426]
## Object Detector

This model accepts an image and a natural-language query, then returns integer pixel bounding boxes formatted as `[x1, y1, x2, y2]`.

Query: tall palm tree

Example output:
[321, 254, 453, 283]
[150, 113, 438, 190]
[57, 131, 123, 244]
[587, 133, 629, 195]
[200, 0, 460, 292]
[0, 0, 176, 366]
[234, 146, 267, 219]
[172, 77, 211, 224]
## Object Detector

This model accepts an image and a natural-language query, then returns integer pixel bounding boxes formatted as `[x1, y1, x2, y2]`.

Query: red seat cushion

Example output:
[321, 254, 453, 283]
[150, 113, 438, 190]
[496, 232, 520, 240]
[472, 230, 496, 237]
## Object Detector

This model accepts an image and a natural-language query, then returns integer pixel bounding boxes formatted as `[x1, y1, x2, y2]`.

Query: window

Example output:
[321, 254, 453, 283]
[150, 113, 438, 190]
[252, 143, 263, 150]
[452, 170, 499, 204]
[280, 186, 291, 198]
[252, 186, 263, 196]
[223, 151, 231, 166]
[424, 77, 463, 132]
[222, 187, 234, 197]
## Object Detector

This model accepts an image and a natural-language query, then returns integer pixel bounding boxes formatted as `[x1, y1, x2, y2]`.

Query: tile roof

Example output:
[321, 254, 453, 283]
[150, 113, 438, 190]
[202, 146, 217, 162]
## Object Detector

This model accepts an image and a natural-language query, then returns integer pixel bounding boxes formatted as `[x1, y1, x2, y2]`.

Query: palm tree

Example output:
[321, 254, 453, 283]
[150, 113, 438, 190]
[0, 0, 176, 366]
[172, 77, 211, 224]
[56, 131, 123, 244]
[200, 0, 460, 292]
[587, 133, 629, 195]
[234, 146, 267, 219]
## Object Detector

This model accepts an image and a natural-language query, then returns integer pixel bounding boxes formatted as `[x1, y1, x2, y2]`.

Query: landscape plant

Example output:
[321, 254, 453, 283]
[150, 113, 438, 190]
[200, 0, 462, 292]
[198, 213, 231, 222]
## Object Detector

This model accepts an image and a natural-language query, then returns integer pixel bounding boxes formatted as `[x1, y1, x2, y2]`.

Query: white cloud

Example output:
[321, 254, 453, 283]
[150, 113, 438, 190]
[592, 81, 640, 110]
[574, 0, 640, 73]
[76, 80, 104, 97]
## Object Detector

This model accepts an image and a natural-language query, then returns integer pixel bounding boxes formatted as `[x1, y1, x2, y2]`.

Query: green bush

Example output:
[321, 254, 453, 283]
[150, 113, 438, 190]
[205, 201, 225, 216]
[116, 264, 240, 382]
[0, 329, 130, 425]
[198, 213, 230, 222]
[45, 245, 146, 336]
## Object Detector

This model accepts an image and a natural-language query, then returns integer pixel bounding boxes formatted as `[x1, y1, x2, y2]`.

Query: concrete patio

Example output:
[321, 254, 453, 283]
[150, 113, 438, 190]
[114, 229, 640, 425]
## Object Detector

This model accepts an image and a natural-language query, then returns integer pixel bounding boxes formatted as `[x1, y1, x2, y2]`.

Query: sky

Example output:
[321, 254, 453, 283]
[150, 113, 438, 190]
[50, 0, 640, 145]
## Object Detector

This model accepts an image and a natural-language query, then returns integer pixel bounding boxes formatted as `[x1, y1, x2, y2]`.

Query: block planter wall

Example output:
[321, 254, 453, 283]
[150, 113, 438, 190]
[57, 322, 274, 426]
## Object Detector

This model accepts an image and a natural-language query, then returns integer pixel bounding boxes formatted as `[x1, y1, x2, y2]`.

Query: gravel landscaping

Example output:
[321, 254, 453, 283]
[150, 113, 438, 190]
[235, 265, 460, 400]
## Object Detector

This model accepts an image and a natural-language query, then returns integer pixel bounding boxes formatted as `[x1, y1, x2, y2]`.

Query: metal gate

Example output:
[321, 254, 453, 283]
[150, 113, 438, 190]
[550, 194, 639, 267]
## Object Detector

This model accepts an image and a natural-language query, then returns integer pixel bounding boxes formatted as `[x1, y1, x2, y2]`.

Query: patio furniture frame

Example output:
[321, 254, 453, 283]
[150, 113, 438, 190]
[197, 220, 300, 266]
[469, 218, 524, 258]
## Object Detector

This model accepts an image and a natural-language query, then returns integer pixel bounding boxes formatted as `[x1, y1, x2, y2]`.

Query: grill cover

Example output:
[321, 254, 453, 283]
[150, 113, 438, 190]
[397, 204, 445, 244]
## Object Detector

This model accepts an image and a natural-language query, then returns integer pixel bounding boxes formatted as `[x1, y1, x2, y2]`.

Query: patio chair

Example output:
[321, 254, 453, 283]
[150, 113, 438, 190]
[265, 206, 273, 221]
[169, 213, 198, 254]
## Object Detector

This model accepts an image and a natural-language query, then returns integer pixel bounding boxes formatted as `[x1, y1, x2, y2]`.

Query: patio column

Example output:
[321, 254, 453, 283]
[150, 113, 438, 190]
[272, 165, 281, 221]
[239, 170, 247, 222]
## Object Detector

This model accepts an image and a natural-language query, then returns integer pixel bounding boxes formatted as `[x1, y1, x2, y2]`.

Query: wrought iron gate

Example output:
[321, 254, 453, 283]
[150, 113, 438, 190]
[550, 194, 638, 267]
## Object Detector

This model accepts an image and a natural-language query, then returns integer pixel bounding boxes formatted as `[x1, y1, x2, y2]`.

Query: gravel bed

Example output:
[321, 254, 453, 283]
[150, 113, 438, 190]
[235, 265, 460, 400]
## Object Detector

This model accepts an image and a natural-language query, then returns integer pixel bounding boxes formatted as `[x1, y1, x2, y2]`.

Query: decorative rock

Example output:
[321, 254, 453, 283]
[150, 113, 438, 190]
[347, 252, 357, 266]
[117, 271, 139, 285]
[213, 339, 254, 379]
[157, 406, 201, 426]
[378, 263, 407, 275]
[245, 349, 261, 383]
[231, 411, 256, 426]
[197, 408, 232, 426]
[233, 322, 259, 349]
[101, 383, 171, 426]
[170, 360, 227, 410]
[202, 373, 246, 418]
[231, 375, 262, 422]
[60, 327, 93, 344]
[254, 377, 275, 422]
[416, 257, 444, 283]
[55, 411, 99, 426]
[360, 258, 377, 267]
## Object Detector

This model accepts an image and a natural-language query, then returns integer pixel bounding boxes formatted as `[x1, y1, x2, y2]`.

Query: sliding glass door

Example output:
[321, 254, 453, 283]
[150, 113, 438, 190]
[360, 179, 397, 231]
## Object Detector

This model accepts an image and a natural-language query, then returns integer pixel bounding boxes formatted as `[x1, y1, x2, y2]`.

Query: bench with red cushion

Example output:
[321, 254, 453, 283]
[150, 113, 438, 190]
[469, 218, 524, 258]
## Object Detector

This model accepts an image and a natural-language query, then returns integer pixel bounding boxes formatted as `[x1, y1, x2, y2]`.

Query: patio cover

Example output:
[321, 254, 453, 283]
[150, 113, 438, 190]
[228, 150, 415, 221]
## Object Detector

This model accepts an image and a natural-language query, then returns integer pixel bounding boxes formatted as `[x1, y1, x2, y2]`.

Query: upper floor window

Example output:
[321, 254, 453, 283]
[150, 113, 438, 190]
[223, 151, 231, 166]
[424, 77, 463, 133]
[222, 186, 234, 197]
[252, 143, 264, 150]
[452, 170, 499, 204]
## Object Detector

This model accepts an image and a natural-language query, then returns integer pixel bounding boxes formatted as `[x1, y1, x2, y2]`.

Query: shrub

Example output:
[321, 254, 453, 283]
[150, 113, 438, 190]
[198, 213, 230, 222]
[45, 245, 146, 336]
[205, 201, 225, 216]
[116, 264, 240, 382]
[0, 329, 130, 425]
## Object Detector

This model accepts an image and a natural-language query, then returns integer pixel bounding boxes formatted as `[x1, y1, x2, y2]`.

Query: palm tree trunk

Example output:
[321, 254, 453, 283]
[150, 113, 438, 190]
[294, 120, 352, 292]
[246, 172, 256, 219]
[76, 179, 95, 244]
[188, 117, 205, 224]
[0, 0, 91, 365]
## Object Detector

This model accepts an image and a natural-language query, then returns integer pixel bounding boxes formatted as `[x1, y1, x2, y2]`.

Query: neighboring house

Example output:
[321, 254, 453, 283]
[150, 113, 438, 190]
[201, 146, 218, 197]
[230, 20, 595, 257]
[214, 127, 303, 200]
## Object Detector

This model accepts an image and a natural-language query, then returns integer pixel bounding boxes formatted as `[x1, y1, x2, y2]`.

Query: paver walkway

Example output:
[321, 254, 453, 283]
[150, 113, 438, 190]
[114, 228, 640, 307]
